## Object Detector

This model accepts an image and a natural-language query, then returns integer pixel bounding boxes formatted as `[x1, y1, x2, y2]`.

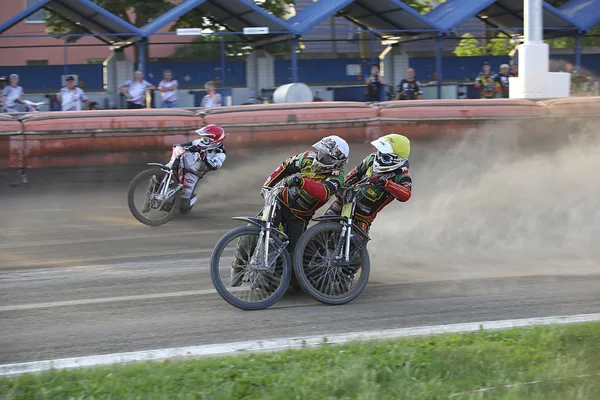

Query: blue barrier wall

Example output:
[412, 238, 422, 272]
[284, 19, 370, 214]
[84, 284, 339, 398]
[275, 58, 372, 84]
[0, 64, 104, 90]
[410, 54, 600, 81]
[145, 60, 246, 87]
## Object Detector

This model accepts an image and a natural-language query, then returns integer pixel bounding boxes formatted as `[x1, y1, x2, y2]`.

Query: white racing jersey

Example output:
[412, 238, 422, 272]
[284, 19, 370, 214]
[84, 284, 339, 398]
[159, 80, 178, 103]
[2, 85, 24, 112]
[60, 86, 88, 111]
[123, 80, 152, 105]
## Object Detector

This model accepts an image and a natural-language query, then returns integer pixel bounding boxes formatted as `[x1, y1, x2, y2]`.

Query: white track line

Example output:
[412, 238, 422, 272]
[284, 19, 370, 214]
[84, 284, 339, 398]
[1, 313, 599, 377]
[0, 288, 223, 312]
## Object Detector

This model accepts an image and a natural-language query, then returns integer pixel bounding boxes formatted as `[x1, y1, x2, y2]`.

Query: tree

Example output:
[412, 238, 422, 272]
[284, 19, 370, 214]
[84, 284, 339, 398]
[453, 33, 516, 56]
[45, 0, 174, 42]
[43, 0, 296, 59]
[402, 0, 448, 15]
[453, 33, 484, 56]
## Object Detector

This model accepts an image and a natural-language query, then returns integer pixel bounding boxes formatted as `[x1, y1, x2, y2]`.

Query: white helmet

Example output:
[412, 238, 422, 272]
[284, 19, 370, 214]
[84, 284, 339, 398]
[312, 135, 349, 173]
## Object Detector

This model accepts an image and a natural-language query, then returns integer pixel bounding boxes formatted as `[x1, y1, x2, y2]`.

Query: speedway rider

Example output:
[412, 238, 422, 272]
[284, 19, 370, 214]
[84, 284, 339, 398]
[231, 135, 350, 286]
[145, 124, 226, 214]
[326, 133, 412, 236]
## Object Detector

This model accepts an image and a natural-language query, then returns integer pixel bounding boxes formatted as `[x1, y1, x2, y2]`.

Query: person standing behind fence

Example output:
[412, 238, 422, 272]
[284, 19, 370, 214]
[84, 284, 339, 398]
[119, 70, 155, 109]
[510, 64, 518, 77]
[365, 64, 383, 102]
[396, 68, 422, 100]
[158, 70, 178, 108]
[57, 76, 88, 111]
[481, 76, 501, 99]
[200, 81, 222, 108]
[2, 74, 24, 113]
[495, 64, 510, 98]
[474, 62, 494, 99]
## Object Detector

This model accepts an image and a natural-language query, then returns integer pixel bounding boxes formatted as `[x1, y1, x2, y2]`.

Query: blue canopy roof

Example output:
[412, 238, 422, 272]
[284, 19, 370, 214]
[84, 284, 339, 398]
[0, 0, 142, 44]
[288, 0, 440, 38]
[560, 0, 600, 31]
[424, 0, 580, 37]
[140, 0, 294, 44]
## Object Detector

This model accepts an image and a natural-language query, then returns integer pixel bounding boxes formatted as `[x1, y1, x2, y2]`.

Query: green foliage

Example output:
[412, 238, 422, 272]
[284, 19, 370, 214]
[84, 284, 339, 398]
[454, 33, 516, 56]
[402, 0, 448, 15]
[2, 322, 599, 399]
[45, 0, 174, 42]
[546, 29, 600, 49]
[453, 33, 485, 56]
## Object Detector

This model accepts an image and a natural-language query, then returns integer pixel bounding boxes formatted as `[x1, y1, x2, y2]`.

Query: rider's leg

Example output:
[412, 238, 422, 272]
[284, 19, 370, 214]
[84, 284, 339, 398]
[324, 196, 343, 216]
[180, 154, 208, 211]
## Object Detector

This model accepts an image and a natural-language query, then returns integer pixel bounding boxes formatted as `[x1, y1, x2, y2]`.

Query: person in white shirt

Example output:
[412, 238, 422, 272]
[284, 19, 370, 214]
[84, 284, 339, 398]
[57, 76, 88, 111]
[2, 74, 24, 113]
[158, 70, 178, 108]
[200, 81, 222, 108]
[118, 70, 156, 109]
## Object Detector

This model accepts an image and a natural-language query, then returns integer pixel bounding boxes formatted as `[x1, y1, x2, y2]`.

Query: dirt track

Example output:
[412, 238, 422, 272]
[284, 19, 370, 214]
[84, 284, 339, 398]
[1, 136, 599, 364]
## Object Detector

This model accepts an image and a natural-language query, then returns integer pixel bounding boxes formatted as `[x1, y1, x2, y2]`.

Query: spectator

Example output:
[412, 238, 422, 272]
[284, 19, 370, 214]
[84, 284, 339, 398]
[200, 81, 222, 108]
[474, 62, 494, 99]
[158, 70, 178, 108]
[0, 76, 7, 91]
[562, 61, 592, 96]
[57, 76, 88, 111]
[495, 64, 510, 98]
[510, 64, 518, 77]
[365, 64, 383, 102]
[481, 76, 501, 99]
[396, 68, 422, 100]
[2, 74, 24, 113]
[119, 70, 155, 109]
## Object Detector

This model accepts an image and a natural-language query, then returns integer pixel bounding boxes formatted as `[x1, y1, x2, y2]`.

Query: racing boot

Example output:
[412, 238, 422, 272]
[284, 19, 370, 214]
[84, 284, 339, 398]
[142, 176, 160, 213]
[230, 257, 245, 287]
[179, 193, 197, 215]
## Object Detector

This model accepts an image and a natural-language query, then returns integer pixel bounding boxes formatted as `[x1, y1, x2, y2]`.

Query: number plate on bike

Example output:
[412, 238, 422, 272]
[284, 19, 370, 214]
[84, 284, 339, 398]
[262, 206, 271, 221]
[341, 203, 352, 218]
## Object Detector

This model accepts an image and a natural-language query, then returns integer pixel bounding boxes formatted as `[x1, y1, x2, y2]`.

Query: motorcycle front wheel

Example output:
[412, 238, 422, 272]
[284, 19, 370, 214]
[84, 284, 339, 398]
[127, 168, 181, 226]
[293, 222, 370, 305]
[210, 225, 292, 310]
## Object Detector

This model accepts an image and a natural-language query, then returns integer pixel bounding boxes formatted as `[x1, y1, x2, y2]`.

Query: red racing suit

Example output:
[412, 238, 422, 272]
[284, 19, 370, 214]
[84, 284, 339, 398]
[263, 150, 345, 252]
[327, 152, 412, 233]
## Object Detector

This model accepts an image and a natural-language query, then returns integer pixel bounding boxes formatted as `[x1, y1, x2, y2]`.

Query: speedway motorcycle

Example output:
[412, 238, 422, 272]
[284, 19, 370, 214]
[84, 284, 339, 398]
[293, 176, 371, 305]
[210, 180, 293, 310]
[127, 145, 198, 226]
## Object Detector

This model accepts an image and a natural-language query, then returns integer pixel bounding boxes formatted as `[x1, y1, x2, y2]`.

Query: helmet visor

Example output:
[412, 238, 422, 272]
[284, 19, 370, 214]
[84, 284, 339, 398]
[376, 151, 400, 167]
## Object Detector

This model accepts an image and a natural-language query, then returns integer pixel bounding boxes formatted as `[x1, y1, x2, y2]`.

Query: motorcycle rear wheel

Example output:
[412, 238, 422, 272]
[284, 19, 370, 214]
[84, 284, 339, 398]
[293, 222, 370, 305]
[210, 225, 292, 310]
[127, 168, 181, 227]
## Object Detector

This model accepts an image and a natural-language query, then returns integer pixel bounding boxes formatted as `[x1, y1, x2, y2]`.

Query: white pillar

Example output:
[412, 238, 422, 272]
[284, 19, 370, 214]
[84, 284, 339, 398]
[510, 0, 570, 98]
[246, 50, 274, 97]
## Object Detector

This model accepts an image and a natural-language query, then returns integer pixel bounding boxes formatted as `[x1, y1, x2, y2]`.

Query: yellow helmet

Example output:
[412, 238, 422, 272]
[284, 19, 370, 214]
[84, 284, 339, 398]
[371, 134, 410, 173]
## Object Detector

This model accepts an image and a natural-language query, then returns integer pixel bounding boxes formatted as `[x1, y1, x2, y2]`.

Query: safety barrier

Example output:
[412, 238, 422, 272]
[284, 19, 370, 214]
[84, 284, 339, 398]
[2, 97, 599, 169]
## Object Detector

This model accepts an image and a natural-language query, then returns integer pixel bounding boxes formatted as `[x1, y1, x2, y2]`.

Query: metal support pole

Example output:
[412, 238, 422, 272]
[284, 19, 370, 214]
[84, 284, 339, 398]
[436, 36, 443, 99]
[370, 31, 376, 66]
[138, 40, 147, 76]
[575, 33, 582, 68]
[220, 35, 226, 88]
[291, 37, 298, 83]
[524, 0, 543, 43]
[63, 38, 68, 77]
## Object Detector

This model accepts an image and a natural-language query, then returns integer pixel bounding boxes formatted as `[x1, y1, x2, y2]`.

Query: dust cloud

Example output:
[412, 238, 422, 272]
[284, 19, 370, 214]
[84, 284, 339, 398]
[368, 122, 600, 283]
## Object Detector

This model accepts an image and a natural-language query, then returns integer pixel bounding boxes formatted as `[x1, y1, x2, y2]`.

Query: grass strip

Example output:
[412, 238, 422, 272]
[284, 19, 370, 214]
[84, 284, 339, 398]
[1, 322, 599, 400]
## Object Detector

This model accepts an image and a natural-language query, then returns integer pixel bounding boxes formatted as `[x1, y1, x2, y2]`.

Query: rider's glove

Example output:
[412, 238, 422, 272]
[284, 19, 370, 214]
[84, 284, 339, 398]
[369, 174, 386, 186]
[188, 145, 201, 153]
[284, 175, 303, 187]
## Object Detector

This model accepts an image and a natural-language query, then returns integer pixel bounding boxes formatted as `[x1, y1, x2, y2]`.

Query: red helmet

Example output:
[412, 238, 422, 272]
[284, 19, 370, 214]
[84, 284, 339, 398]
[195, 124, 225, 149]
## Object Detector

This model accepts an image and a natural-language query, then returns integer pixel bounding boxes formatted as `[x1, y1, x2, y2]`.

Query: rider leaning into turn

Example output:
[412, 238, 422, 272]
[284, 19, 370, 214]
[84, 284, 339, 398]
[231, 135, 350, 286]
[325, 134, 412, 235]
[177, 124, 226, 212]
[144, 124, 227, 214]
